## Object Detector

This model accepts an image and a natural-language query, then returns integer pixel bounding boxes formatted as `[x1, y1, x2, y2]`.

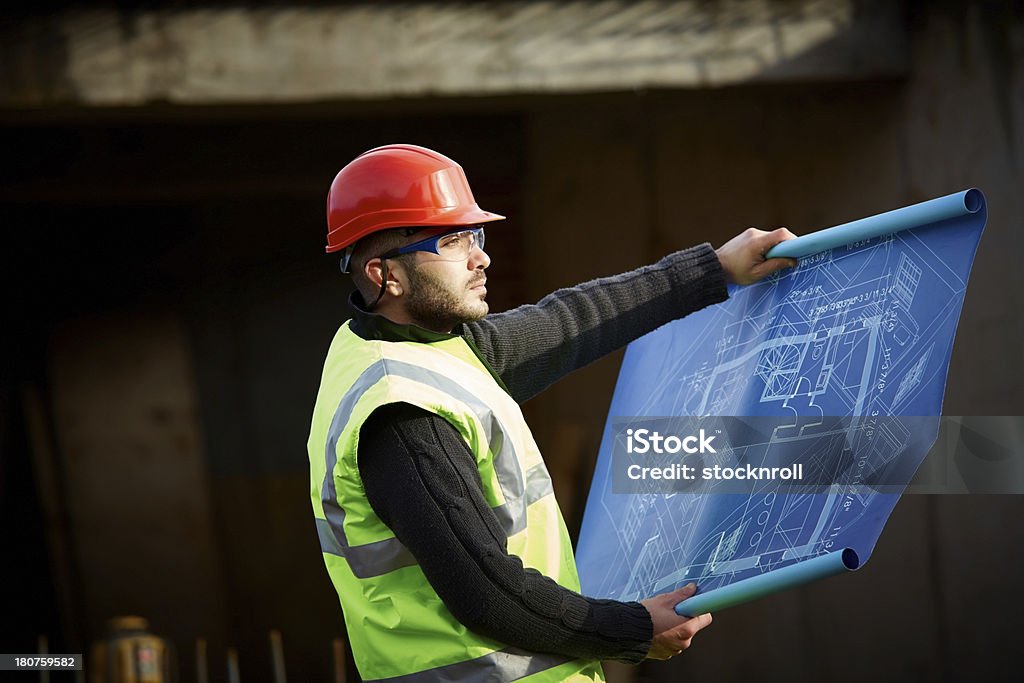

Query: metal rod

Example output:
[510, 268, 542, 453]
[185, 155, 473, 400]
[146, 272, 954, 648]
[269, 630, 286, 683]
[331, 638, 346, 683]
[196, 639, 208, 683]
[227, 647, 240, 683]
[37, 634, 49, 683]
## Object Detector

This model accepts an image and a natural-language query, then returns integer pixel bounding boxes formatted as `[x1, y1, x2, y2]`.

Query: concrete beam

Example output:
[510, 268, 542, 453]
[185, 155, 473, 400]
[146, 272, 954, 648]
[1, 0, 907, 107]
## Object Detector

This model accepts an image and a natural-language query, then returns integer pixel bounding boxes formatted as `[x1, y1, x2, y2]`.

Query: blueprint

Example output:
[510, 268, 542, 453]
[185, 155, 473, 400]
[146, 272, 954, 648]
[576, 191, 987, 613]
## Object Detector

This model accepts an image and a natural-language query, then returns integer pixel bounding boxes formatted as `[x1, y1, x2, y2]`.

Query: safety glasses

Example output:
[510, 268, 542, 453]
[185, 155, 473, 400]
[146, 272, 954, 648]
[379, 226, 486, 263]
[339, 226, 486, 276]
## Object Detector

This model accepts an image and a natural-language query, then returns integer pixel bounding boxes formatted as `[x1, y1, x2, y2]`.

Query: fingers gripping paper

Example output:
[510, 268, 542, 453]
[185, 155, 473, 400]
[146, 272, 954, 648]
[575, 190, 987, 615]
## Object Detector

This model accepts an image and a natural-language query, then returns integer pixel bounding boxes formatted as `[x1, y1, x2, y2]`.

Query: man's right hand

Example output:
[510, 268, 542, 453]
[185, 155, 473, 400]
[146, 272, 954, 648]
[715, 227, 799, 285]
[639, 583, 713, 660]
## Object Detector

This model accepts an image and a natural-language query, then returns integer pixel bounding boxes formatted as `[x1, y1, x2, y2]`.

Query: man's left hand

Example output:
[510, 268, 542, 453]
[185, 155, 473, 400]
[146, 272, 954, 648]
[715, 227, 799, 285]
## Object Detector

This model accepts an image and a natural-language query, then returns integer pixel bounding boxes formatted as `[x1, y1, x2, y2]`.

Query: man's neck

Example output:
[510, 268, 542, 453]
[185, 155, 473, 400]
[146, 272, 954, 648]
[348, 291, 458, 343]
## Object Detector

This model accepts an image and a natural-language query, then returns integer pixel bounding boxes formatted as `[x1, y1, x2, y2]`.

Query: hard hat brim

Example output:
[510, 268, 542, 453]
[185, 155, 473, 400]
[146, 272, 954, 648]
[326, 205, 505, 254]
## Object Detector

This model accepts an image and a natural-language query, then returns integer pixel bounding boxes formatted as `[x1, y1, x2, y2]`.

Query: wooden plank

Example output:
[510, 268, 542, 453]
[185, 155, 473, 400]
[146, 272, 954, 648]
[22, 384, 83, 650]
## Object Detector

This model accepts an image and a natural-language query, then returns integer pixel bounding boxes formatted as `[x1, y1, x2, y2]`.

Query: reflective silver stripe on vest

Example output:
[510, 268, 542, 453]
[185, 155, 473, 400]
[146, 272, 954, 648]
[490, 461, 553, 536]
[320, 362, 417, 578]
[524, 462, 554, 505]
[320, 359, 554, 578]
[316, 517, 417, 571]
[363, 646, 574, 683]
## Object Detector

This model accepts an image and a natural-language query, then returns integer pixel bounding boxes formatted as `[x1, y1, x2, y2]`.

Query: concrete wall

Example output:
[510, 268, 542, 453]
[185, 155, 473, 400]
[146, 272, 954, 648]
[0, 0, 905, 104]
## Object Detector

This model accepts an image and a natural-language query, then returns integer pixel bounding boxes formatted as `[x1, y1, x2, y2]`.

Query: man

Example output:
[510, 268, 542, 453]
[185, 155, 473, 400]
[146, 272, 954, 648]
[308, 144, 797, 682]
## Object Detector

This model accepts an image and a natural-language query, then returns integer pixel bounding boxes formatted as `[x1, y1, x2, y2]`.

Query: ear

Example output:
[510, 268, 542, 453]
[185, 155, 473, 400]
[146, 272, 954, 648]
[365, 257, 405, 297]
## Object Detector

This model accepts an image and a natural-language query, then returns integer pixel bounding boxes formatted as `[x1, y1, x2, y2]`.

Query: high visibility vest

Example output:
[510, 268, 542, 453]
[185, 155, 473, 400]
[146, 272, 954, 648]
[308, 321, 606, 682]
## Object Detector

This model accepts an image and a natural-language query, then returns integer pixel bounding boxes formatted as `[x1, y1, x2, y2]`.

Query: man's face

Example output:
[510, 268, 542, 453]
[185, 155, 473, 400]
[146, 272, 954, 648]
[400, 228, 491, 332]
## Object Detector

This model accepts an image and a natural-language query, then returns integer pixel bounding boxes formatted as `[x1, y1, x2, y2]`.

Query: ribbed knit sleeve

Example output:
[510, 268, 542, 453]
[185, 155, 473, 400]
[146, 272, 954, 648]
[461, 243, 728, 403]
[358, 403, 653, 663]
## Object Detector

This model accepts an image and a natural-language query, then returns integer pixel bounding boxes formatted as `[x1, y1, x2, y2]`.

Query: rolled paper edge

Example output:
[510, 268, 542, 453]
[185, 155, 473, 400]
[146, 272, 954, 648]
[765, 189, 984, 260]
[674, 548, 860, 617]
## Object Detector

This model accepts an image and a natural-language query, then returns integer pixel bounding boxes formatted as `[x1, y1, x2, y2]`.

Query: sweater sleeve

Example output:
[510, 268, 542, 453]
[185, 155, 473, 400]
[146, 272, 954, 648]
[357, 402, 653, 663]
[461, 243, 728, 403]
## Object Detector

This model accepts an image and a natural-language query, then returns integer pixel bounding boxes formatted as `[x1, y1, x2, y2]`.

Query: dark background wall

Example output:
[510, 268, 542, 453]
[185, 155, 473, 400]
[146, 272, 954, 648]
[1, 2, 1022, 682]
[1, 109, 529, 681]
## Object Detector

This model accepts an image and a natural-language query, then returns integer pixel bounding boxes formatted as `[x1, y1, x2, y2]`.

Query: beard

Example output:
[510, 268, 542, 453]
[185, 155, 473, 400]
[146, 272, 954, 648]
[404, 265, 489, 332]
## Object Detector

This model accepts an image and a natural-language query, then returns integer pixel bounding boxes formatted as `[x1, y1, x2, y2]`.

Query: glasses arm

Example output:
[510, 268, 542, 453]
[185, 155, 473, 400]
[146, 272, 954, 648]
[339, 246, 356, 274]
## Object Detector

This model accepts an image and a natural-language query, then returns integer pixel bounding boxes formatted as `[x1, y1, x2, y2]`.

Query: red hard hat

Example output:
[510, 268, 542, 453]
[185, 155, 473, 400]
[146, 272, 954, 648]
[325, 144, 505, 253]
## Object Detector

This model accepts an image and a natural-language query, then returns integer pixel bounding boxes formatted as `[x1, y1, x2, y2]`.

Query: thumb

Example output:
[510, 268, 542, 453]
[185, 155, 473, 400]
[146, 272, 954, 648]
[751, 257, 798, 281]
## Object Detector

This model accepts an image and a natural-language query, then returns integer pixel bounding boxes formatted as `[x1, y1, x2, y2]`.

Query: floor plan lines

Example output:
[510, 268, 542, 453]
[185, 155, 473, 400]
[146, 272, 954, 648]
[577, 209, 986, 603]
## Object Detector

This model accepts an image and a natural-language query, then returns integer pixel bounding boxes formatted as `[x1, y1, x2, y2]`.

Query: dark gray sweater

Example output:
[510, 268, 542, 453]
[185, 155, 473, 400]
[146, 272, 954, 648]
[353, 244, 728, 663]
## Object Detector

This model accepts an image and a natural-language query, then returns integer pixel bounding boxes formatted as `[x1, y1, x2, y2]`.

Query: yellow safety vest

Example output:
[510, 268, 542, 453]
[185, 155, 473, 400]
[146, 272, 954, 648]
[308, 321, 606, 682]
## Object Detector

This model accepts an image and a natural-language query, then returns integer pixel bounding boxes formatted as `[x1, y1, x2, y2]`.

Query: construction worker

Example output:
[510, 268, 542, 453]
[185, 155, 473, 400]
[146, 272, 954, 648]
[308, 144, 797, 681]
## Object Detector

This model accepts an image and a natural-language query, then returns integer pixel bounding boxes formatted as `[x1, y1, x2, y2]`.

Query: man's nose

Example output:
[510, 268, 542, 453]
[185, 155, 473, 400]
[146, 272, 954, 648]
[469, 245, 490, 269]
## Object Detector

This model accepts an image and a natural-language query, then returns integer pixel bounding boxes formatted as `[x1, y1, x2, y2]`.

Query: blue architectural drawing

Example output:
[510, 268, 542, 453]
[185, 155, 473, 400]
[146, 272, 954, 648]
[576, 191, 987, 613]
